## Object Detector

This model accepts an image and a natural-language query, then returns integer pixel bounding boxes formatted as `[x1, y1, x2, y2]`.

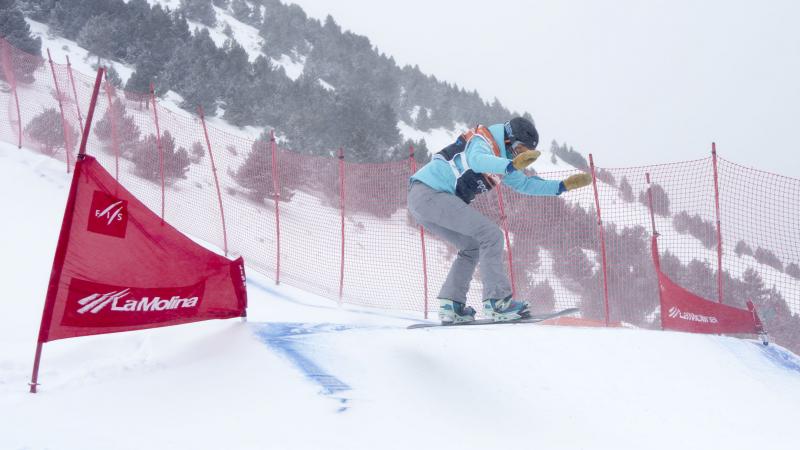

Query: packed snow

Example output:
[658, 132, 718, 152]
[2, 140, 800, 450]
[5, 5, 800, 448]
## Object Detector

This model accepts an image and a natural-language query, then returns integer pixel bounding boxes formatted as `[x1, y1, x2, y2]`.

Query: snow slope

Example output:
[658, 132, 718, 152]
[2, 144, 800, 450]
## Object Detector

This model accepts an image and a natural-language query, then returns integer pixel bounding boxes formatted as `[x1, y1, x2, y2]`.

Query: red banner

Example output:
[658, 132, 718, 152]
[652, 237, 762, 335]
[37, 155, 247, 343]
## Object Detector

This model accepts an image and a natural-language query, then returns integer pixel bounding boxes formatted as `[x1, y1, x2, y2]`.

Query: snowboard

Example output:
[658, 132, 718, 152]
[407, 307, 580, 329]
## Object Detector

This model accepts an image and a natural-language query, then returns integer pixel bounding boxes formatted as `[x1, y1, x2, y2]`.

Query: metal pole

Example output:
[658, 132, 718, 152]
[494, 185, 516, 297]
[30, 68, 104, 393]
[149, 83, 165, 223]
[1, 40, 23, 149]
[711, 143, 724, 304]
[103, 70, 120, 181]
[270, 131, 282, 284]
[338, 148, 346, 303]
[589, 154, 611, 326]
[645, 172, 665, 331]
[65, 55, 84, 134]
[409, 145, 429, 318]
[46, 49, 73, 173]
[77, 68, 105, 157]
[198, 106, 229, 256]
[646, 174, 658, 239]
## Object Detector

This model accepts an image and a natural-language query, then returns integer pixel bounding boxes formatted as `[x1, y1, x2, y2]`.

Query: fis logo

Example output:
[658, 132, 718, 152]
[668, 306, 719, 324]
[87, 191, 128, 238]
[96, 201, 124, 225]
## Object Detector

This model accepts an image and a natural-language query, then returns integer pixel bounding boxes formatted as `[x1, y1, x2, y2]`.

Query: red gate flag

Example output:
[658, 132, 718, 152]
[36, 154, 247, 343]
[651, 237, 763, 335]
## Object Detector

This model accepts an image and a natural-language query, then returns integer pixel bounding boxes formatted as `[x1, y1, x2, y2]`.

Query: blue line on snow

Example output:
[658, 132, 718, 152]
[755, 342, 800, 374]
[252, 322, 353, 396]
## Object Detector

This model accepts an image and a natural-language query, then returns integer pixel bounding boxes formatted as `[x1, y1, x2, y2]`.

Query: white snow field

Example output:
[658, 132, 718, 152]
[2, 142, 800, 450]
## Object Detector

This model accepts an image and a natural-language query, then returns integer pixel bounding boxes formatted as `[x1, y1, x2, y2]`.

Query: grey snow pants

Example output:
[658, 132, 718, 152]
[407, 181, 512, 304]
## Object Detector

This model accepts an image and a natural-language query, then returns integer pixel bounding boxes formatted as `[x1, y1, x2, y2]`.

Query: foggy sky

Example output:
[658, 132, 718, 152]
[289, 0, 800, 178]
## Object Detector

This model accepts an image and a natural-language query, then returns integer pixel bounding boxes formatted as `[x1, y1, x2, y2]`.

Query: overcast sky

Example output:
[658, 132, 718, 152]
[289, 0, 800, 178]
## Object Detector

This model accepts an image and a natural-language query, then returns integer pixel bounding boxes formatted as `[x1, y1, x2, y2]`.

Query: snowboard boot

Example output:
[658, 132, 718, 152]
[439, 299, 477, 324]
[482, 295, 531, 322]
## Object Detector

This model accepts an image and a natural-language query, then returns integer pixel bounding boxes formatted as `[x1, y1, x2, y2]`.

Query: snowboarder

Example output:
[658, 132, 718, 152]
[408, 117, 592, 324]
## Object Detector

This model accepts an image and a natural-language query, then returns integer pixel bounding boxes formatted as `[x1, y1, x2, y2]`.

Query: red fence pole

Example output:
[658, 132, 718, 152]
[494, 184, 516, 297]
[149, 83, 165, 223]
[65, 55, 84, 134]
[338, 147, 346, 303]
[646, 173, 658, 239]
[408, 145, 429, 319]
[103, 70, 120, 181]
[30, 68, 105, 393]
[589, 154, 611, 326]
[198, 106, 229, 256]
[645, 172, 665, 331]
[1, 40, 23, 149]
[77, 68, 105, 157]
[46, 49, 73, 173]
[270, 130, 282, 284]
[711, 143, 724, 304]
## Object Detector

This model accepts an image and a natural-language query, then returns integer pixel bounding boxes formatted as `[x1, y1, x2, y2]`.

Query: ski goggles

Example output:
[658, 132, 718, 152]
[509, 140, 530, 156]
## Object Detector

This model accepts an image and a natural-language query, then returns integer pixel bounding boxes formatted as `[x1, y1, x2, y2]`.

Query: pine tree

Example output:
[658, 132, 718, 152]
[131, 131, 190, 182]
[15, 0, 56, 21]
[0, 3, 41, 55]
[786, 263, 800, 280]
[190, 141, 205, 163]
[24, 108, 77, 156]
[234, 135, 294, 203]
[734, 240, 754, 257]
[230, 0, 250, 22]
[754, 247, 783, 272]
[0, 3, 43, 83]
[740, 268, 766, 307]
[415, 107, 433, 131]
[180, 0, 217, 27]
[638, 183, 670, 217]
[618, 176, 634, 202]
[162, 29, 221, 112]
[597, 169, 616, 186]
[94, 99, 141, 157]
[77, 15, 126, 60]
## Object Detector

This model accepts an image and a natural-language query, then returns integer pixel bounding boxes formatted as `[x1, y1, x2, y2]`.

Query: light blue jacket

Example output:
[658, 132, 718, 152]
[410, 123, 563, 196]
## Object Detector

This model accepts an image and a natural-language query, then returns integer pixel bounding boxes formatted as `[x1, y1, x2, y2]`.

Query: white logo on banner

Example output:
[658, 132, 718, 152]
[667, 306, 719, 324]
[76, 289, 199, 314]
[95, 200, 125, 225]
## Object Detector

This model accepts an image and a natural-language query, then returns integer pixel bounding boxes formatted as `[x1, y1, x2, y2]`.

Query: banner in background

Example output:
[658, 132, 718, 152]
[652, 238, 762, 335]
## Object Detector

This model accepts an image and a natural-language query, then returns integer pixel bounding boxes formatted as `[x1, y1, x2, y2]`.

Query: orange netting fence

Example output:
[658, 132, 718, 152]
[2, 38, 798, 352]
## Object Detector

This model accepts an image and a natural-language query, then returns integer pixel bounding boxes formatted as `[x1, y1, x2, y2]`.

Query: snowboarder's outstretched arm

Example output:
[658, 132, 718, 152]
[503, 170, 563, 196]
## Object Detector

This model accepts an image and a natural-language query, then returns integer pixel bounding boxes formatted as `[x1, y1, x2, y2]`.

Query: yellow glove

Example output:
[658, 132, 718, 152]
[563, 173, 592, 191]
[511, 150, 541, 170]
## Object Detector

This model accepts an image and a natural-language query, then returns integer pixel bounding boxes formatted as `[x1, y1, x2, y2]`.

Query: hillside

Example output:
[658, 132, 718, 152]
[12, 0, 553, 163]
[2, 141, 800, 450]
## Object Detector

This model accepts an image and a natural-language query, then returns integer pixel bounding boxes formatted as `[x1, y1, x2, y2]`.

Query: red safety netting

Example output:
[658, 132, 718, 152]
[2, 38, 798, 352]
